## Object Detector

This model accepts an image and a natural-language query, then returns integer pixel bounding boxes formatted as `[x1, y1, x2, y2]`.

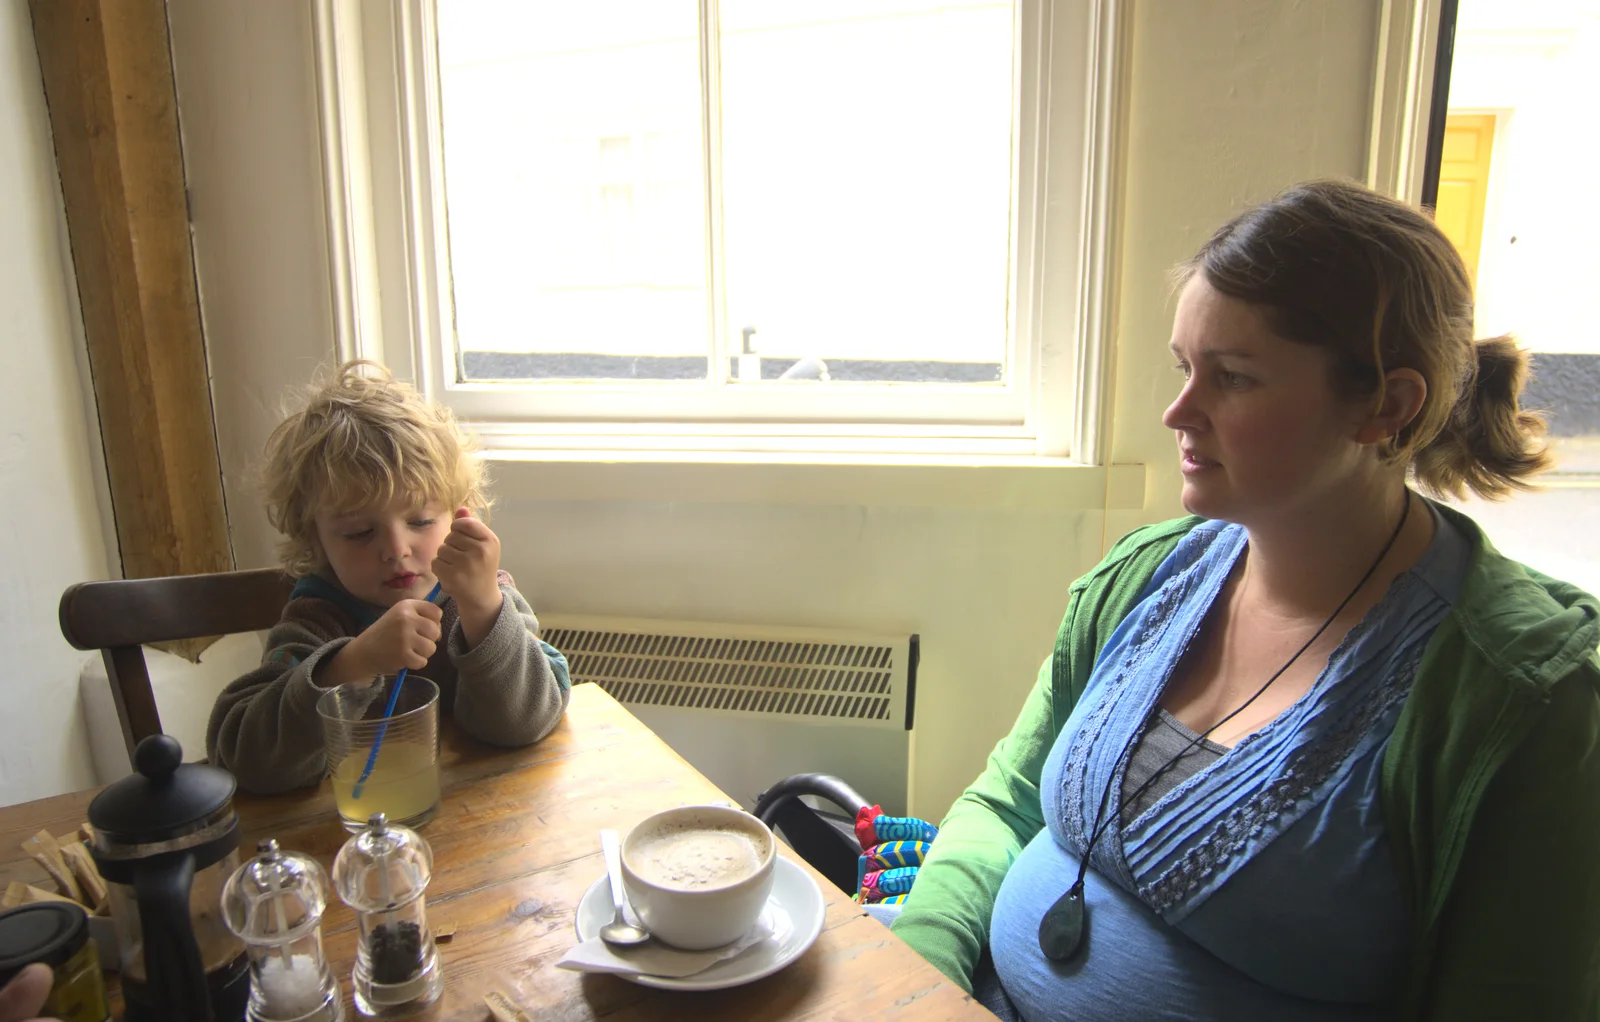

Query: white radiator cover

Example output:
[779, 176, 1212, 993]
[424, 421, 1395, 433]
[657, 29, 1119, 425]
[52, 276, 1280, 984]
[540, 615, 916, 816]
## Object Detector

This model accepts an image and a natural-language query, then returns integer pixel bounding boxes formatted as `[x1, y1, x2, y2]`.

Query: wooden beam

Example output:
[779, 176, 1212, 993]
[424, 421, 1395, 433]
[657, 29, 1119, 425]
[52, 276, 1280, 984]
[29, 0, 232, 597]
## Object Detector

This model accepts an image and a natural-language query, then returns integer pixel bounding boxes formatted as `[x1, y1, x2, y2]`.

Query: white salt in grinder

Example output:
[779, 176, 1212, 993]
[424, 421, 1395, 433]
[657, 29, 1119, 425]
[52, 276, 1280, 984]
[221, 839, 344, 1022]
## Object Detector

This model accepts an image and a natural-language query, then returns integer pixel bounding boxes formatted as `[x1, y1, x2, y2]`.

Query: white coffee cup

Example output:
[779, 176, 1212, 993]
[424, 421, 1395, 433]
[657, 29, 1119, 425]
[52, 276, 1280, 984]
[620, 804, 777, 950]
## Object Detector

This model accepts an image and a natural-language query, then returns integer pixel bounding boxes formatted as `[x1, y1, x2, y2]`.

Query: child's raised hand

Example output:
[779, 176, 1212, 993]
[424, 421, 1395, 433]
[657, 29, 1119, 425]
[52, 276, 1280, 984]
[432, 507, 503, 646]
[432, 508, 502, 613]
[347, 598, 444, 676]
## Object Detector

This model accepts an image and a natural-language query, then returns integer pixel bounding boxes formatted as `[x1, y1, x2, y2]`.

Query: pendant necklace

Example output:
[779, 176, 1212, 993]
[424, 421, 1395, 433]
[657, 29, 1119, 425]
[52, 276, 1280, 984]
[1037, 491, 1414, 962]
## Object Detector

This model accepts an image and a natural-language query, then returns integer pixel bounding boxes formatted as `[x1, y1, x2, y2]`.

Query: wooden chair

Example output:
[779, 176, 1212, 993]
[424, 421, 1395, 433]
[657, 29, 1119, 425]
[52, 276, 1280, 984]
[59, 568, 294, 760]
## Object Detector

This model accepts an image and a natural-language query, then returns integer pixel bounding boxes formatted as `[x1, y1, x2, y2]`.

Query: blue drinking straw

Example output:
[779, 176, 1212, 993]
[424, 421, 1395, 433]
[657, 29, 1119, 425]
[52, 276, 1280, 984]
[352, 582, 441, 799]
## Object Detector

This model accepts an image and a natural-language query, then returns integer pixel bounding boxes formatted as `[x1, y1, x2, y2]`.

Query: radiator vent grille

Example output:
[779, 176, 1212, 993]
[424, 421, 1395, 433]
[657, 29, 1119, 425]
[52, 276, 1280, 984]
[542, 624, 906, 725]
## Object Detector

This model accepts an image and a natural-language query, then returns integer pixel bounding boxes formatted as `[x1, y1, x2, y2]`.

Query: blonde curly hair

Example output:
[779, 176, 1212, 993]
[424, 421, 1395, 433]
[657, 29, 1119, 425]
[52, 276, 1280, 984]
[261, 360, 490, 576]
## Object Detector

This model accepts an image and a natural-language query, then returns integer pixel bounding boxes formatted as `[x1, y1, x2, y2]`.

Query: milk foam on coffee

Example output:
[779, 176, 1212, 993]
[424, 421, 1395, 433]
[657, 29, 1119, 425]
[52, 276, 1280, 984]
[631, 824, 765, 890]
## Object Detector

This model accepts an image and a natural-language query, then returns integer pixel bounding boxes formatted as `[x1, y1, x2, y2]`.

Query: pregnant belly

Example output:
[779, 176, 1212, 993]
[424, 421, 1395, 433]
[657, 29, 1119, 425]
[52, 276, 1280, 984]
[987, 830, 1389, 1022]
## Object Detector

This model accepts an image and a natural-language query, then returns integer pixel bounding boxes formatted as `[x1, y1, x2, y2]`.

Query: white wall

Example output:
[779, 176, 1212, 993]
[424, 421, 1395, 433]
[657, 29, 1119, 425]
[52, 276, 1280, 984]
[167, 0, 1382, 821]
[0, 0, 111, 805]
[1108, 0, 1379, 540]
[165, 0, 338, 569]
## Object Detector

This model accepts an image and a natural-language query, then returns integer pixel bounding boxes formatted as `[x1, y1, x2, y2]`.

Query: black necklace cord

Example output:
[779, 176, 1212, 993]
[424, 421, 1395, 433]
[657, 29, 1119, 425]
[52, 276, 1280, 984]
[1066, 490, 1414, 904]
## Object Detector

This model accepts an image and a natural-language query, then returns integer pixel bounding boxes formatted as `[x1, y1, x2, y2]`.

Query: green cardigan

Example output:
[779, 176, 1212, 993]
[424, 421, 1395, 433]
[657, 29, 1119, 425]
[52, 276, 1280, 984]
[891, 505, 1600, 1019]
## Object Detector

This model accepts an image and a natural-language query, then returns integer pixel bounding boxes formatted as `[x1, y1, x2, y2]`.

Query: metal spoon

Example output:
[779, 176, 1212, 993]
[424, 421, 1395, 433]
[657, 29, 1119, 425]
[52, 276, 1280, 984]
[598, 829, 649, 947]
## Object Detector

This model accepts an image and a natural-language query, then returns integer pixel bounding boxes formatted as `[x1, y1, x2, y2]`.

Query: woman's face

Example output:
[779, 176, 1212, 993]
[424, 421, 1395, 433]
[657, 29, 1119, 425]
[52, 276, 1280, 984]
[1162, 275, 1372, 526]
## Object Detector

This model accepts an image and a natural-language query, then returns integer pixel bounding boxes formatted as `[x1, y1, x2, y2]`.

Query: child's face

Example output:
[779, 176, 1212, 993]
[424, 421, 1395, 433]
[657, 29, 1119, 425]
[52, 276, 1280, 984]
[313, 494, 452, 608]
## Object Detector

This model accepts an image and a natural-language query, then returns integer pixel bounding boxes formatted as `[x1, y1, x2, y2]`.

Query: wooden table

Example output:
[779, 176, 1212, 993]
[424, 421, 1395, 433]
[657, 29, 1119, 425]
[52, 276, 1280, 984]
[0, 684, 993, 1020]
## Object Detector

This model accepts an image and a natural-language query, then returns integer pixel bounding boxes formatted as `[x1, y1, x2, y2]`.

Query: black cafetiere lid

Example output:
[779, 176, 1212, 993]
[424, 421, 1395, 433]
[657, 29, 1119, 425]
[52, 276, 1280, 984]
[88, 734, 236, 845]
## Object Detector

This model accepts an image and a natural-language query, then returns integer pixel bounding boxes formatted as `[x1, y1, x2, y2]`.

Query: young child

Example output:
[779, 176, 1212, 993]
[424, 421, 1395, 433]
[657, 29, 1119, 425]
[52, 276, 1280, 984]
[207, 360, 570, 794]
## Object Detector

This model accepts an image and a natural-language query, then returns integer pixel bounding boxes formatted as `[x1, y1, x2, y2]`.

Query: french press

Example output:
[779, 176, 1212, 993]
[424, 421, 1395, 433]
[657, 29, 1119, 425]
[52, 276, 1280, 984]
[88, 735, 250, 1022]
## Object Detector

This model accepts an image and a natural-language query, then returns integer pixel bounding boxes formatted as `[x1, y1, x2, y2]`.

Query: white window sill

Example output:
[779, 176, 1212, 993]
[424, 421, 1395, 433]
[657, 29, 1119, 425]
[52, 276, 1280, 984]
[486, 450, 1146, 513]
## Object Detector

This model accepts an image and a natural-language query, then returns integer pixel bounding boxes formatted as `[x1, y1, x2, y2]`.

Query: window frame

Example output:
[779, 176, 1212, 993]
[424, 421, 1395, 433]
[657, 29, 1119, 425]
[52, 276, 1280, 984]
[1366, 0, 1446, 204]
[312, 0, 1128, 461]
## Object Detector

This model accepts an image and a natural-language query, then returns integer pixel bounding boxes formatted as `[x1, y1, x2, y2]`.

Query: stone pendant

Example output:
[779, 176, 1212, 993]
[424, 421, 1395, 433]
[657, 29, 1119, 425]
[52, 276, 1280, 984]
[1037, 881, 1085, 961]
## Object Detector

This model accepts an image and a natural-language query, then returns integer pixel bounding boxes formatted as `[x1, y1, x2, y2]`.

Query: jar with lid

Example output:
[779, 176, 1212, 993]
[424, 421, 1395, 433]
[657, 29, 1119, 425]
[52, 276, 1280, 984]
[331, 815, 442, 1017]
[222, 839, 344, 1022]
[0, 902, 110, 1022]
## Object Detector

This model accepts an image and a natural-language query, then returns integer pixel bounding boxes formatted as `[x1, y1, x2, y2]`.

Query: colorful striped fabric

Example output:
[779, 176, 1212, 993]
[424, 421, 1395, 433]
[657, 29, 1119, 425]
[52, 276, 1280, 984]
[854, 805, 940, 849]
[860, 865, 920, 900]
[864, 839, 933, 871]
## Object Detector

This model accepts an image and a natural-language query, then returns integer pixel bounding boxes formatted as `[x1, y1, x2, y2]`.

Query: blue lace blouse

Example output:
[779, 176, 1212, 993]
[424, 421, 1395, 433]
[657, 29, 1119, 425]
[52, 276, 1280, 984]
[988, 507, 1469, 1021]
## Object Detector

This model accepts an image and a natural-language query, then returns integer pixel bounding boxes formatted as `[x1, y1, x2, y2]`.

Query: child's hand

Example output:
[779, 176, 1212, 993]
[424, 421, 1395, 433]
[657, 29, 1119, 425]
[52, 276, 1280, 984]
[432, 507, 503, 646]
[432, 508, 502, 616]
[347, 598, 444, 676]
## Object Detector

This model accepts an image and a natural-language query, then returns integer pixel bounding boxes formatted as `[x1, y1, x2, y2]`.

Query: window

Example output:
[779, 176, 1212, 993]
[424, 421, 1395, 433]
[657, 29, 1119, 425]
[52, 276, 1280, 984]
[315, 0, 1125, 458]
[1429, 0, 1600, 595]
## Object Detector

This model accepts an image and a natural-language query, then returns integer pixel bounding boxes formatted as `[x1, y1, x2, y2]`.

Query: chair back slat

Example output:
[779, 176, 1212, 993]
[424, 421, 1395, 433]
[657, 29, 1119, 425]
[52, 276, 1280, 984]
[105, 646, 159, 758]
[59, 569, 294, 650]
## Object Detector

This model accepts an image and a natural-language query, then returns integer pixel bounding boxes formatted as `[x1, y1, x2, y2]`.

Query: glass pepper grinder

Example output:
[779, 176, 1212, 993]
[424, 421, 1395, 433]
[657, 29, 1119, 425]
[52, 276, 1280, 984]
[331, 814, 443, 1018]
[222, 840, 344, 1022]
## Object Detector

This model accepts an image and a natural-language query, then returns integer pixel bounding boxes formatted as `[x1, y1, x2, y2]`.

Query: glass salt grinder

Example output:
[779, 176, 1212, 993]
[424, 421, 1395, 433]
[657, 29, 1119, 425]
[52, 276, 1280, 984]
[222, 840, 344, 1022]
[331, 814, 443, 1018]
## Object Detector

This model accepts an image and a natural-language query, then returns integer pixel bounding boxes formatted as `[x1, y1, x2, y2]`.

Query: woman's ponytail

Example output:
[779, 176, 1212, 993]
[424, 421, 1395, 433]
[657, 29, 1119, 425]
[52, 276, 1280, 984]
[1412, 336, 1552, 500]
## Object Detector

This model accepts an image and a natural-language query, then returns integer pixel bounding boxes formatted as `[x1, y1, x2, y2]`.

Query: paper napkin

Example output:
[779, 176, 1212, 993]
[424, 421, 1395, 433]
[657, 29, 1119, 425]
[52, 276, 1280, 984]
[557, 910, 774, 980]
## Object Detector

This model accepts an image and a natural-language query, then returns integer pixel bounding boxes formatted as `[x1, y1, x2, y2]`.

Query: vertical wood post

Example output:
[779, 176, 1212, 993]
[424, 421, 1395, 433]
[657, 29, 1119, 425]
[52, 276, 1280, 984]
[29, 0, 232, 604]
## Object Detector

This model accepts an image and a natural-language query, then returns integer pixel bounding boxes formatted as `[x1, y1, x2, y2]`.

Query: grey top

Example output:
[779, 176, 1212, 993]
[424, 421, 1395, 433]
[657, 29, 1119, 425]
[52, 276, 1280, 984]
[1120, 709, 1227, 823]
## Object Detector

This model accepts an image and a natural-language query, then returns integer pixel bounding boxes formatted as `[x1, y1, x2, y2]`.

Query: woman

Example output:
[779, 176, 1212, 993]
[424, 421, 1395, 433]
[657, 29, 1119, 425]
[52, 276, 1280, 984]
[890, 180, 1600, 1020]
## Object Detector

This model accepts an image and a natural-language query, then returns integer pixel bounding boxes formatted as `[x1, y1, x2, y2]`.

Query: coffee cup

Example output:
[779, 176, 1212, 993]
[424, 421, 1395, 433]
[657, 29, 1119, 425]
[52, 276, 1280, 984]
[619, 805, 776, 950]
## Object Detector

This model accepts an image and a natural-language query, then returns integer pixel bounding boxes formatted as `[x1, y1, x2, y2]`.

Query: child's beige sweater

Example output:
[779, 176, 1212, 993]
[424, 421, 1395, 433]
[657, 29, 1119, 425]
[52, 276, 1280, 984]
[206, 569, 569, 794]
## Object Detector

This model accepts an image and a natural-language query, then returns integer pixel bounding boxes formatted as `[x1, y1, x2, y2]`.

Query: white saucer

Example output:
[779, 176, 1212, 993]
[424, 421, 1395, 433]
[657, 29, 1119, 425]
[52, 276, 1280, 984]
[574, 857, 825, 991]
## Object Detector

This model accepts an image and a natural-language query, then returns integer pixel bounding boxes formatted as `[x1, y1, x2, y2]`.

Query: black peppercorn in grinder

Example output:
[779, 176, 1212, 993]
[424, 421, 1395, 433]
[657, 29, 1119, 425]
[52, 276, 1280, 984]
[331, 813, 443, 1014]
[88, 735, 249, 1022]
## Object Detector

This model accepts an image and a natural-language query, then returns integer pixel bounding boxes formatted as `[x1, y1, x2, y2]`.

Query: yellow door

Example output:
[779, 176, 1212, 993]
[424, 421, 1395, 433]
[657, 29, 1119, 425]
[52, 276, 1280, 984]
[1434, 113, 1496, 286]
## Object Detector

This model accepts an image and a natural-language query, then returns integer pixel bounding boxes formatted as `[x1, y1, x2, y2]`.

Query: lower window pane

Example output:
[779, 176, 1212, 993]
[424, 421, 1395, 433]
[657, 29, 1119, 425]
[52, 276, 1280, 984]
[1448, 356, 1599, 597]
[1449, 438, 1600, 598]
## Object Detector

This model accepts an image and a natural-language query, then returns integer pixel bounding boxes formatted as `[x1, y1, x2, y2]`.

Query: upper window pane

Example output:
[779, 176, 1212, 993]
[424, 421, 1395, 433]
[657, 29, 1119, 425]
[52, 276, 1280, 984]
[436, 1, 709, 382]
[717, 1, 1016, 385]
[435, 0, 1016, 387]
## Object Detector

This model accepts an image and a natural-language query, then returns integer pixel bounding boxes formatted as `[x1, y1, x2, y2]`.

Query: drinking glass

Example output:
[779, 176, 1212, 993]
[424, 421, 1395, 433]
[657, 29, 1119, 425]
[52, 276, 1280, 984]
[317, 677, 441, 833]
